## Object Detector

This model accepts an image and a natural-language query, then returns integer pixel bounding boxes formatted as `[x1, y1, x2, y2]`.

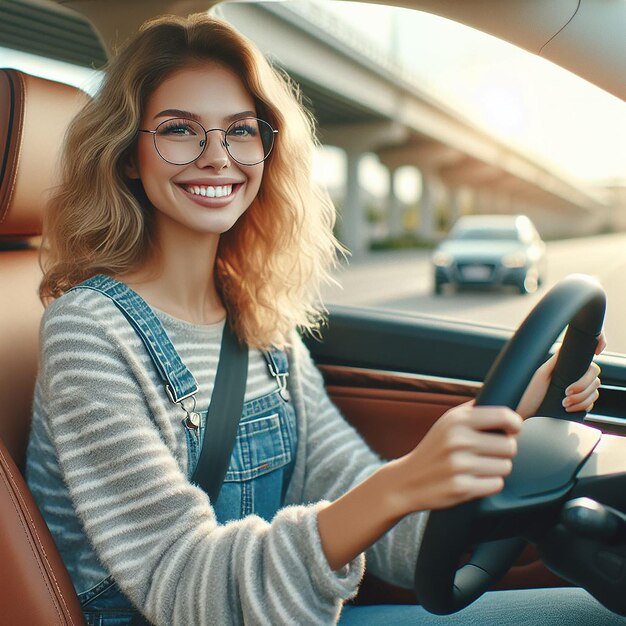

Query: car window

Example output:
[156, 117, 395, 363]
[2, 0, 626, 353]
[0, 46, 102, 94]
[251, 1, 625, 353]
[450, 228, 521, 241]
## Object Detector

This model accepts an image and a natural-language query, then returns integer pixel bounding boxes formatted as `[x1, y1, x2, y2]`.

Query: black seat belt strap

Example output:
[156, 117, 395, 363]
[191, 321, 248, 503]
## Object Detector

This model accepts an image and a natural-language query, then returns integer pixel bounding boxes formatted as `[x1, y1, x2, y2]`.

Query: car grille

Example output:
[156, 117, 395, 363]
[455, 262, 497, 281]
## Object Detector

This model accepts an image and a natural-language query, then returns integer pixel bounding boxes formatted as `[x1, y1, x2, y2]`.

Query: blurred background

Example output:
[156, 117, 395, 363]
[2, 0, 625, 349]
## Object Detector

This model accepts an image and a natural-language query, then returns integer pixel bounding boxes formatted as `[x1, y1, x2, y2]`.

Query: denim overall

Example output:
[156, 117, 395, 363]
[69, 275, 297, 626]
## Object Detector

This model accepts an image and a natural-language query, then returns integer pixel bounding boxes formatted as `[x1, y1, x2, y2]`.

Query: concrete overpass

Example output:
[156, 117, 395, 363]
[218, 2, 608, 253]
[1, 0, 611, 254]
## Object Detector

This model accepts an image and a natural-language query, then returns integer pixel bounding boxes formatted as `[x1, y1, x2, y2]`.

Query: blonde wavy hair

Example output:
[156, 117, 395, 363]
[40, 13, 342, 349]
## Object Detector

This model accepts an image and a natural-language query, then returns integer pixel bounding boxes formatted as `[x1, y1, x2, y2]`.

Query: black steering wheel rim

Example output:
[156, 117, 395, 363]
[414, 274, 606, 615]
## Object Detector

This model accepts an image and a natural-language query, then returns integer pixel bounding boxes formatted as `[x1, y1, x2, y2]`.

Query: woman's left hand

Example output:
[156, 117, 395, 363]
[517, 331, 606, 419]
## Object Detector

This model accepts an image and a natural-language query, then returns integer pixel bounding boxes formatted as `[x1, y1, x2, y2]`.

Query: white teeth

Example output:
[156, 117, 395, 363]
[184, 184, 233, 198]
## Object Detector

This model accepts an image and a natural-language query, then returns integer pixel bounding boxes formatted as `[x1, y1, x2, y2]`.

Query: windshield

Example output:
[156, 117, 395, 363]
[450, 228, 521, 241]
[2, 0, 626, 352]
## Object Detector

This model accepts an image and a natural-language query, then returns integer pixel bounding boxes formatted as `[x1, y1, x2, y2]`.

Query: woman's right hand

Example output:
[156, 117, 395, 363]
[385, 402, 523, 518]
[318, 402, 523, 571]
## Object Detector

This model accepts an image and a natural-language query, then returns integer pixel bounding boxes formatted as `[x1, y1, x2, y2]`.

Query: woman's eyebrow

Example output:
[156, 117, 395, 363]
[153, 109, 258, 122]
[154, 108, 200, 121]
[225, 110, 257, 122]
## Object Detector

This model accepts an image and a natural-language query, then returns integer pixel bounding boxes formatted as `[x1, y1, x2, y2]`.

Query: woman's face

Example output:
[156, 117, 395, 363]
[130, 63, 264, 238]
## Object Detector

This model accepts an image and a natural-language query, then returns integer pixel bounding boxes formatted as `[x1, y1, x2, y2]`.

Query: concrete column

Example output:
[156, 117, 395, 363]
[418, 171, 435, 240]
[448, 186, 462, 227]
[465, 188, 477, 215]
[323, 122, 409, 257]
[387, 167, 404, 239]
[340, 149, 367, 257]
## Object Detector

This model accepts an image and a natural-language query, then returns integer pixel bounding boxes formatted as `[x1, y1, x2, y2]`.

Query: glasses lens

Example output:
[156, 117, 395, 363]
[225, 118, 275, 165]
[154, 118, 206, 165]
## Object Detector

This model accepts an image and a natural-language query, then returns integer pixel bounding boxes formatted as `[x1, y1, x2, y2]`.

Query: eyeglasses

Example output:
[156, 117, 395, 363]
[138, 117, 278, 166]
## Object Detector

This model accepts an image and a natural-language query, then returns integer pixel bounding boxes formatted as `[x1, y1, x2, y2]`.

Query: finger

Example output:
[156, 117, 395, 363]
[564, 387, 600, 412]
[452, 453, 514, 477]
[540, 352, 559, 376]
[595, 332, 606, 355]
[465, 407, 523, 434]
[565, 362, 600, 396]
[472, 456, 514, 477]
[461, 431, 518, 458]
[457, 399, 475, 408]
[449, 475, 505, 503]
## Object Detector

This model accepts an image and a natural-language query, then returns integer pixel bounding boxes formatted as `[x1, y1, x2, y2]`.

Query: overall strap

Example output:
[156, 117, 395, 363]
[263, 348, 290, 401]
[69, 274, 199, 404]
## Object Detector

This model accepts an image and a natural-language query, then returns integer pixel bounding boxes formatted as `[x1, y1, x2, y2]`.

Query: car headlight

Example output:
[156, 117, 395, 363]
[432, 251, 453, 267]
[502, 252, 527, 268]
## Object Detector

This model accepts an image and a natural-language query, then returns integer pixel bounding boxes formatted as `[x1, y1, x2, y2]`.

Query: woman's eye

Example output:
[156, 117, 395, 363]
[159, 121, 197, 136]
[228, 123, 258, 138]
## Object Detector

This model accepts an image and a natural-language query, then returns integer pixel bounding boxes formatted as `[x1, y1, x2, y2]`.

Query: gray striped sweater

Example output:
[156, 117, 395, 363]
[26, 287, 427, 625]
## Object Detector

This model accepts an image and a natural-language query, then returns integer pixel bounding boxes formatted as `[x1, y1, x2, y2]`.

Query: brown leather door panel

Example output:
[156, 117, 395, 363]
[319, 365, 569, 605]
[327, 385, 472, 459]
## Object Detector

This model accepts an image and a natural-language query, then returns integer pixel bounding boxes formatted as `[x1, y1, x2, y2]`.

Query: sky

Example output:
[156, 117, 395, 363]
[319, 1, 626, 195]
[2, 0, 625, 199]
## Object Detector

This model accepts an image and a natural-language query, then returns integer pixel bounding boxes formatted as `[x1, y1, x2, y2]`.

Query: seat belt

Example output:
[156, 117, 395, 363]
[191, 319, 248, 502]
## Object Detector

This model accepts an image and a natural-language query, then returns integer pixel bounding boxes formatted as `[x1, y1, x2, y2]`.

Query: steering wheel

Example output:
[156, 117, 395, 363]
[414, 274, 605, 615]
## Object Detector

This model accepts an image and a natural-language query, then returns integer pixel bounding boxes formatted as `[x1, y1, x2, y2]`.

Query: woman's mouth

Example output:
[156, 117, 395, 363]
[177, 182, 242, 207]
[180, 183, 235, 198]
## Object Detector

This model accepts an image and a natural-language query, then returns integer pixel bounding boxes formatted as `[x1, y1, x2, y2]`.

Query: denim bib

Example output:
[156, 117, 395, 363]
[69, 275, 297, 625]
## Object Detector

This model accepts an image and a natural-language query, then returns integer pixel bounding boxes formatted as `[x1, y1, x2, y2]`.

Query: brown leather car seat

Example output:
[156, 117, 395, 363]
[0, 68, 88, 626]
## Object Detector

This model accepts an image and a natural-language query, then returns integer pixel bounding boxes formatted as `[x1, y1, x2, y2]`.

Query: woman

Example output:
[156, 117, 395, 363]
[26, 12, 610, 626]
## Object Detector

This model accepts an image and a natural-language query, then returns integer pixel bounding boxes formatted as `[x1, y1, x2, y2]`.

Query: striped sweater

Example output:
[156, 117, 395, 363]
[26, 287, 427, 625]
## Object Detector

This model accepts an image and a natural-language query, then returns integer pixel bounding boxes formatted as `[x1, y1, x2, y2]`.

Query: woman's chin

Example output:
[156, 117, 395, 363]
[195, 213, 246, 236]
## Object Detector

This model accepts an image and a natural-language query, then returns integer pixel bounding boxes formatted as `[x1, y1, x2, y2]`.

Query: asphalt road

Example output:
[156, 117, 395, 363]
[323, 232, 626, 355]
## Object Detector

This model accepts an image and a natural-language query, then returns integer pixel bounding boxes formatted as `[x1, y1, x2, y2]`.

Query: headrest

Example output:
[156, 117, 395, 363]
[0, 69, 89, 239]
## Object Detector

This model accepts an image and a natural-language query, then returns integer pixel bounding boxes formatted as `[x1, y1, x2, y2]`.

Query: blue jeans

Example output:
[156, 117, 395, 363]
[79, 577, 135, 626]
[339, 588, 626, 625]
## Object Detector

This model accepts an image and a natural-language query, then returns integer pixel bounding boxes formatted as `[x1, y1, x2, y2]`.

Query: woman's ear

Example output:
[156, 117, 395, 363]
[125, 154, 140, 180]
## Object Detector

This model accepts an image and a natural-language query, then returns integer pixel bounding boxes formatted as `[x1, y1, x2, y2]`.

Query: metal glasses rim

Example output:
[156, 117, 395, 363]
[137, 116, 278, 166]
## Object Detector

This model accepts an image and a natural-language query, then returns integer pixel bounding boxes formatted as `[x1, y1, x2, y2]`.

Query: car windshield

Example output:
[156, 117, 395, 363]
[2, 0, 626, 352]
[450, 228, 520, 241]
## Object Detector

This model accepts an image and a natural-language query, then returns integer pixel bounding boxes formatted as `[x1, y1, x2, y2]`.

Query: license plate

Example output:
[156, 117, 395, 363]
[461, 265, 491, 280]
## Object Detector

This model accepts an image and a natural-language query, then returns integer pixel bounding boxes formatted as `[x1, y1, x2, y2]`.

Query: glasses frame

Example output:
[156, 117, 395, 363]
[138, 116, 278, 166]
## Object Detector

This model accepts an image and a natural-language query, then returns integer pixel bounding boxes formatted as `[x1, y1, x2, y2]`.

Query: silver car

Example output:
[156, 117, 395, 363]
[432, 214, 547, 295]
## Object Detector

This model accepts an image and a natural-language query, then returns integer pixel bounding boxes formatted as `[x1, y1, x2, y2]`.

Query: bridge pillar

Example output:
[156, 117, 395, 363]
[447, 186, 462, 227]
[323, 121, 409, 257]
[418, 171, 436, 240]
[387, 167, 404, 239]
[342, 149, 367, 257]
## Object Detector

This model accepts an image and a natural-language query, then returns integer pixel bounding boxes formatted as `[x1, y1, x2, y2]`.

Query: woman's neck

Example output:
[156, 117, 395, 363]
[120, 220, 226, 326]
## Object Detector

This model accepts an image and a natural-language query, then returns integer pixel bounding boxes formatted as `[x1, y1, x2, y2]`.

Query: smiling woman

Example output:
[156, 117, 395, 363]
[2, 3, 626, 626]
[15, 8, 608, 626]
[38, 14, 335, 347]
[127, 64, 266, 245]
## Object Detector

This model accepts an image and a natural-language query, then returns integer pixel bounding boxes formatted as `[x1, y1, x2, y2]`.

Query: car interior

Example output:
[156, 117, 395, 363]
[1, 1, 626, 625]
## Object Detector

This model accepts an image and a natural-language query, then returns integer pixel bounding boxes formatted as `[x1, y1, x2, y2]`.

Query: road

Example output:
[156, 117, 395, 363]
[322, 232, 626, 354]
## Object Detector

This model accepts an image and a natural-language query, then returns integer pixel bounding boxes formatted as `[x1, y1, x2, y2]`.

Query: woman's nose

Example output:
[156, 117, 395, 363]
[195, 130, 230, 169]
